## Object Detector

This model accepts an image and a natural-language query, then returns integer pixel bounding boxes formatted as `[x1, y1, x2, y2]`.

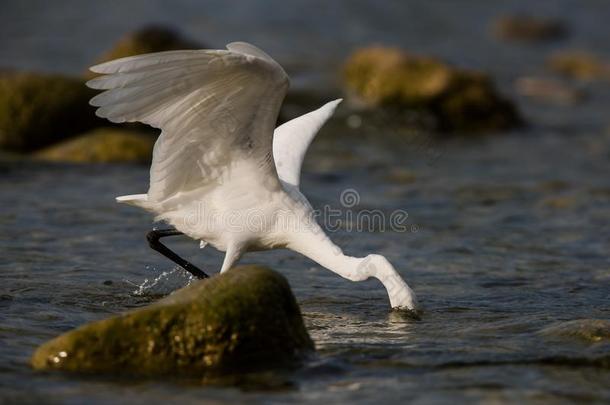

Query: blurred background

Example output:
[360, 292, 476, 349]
[1, 1, 609, 403]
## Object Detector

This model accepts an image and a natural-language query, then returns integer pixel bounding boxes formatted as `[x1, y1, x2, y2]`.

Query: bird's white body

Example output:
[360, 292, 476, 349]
[88, 42, 417, 310]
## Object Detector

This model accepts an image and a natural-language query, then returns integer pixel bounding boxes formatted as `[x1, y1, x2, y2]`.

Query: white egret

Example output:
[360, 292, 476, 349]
[87, 42, 417, 310]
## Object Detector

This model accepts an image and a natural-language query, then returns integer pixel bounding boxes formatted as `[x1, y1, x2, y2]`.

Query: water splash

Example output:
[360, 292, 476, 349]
[126, 266, 197, 297]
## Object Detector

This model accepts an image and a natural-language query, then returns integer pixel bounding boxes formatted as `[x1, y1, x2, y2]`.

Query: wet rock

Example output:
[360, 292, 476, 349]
[515, 77, 585, 105]
[31, 266, 314, 377]
[548, 51, 610, 81]
[492, 14, 568, 42]
[90, 25, 201, 75]
[539, 319, 610, 343]
[34, 128, 155, 164]
[0, 72, 99, 152]
[342, 47, 521, 133]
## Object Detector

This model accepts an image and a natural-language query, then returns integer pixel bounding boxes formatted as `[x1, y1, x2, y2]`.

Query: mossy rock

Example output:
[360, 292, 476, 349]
[343, 47, 452, 105]
[492, 14, 568, 42]
[31, 266, 314, 378]
[0, 72, 100, 152]
[547, 51, 610, 81]
[34, 128, 155, 164]
[89, 25, 201, 76]
[342, 47, 521, 133]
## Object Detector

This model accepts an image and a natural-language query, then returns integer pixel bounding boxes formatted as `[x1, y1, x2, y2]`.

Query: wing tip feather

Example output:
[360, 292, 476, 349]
[327, 98, 343, 108]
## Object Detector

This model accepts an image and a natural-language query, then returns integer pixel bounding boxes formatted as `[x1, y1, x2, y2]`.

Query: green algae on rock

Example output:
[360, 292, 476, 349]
[31, 266, 314, 377]
[0, 72, 100, 152]
[34, 127, 155, 164]
[342, 47, 521, 133]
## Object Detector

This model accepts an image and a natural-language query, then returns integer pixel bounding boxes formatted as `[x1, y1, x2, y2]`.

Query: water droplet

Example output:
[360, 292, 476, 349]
[127, 266, 197, 296]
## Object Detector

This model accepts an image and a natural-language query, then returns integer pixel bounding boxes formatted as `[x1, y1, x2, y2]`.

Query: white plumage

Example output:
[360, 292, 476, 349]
[88, 42, 417, 310]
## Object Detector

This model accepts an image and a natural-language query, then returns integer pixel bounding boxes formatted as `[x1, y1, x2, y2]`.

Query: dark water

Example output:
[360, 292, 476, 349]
[1, 0, 610, 403]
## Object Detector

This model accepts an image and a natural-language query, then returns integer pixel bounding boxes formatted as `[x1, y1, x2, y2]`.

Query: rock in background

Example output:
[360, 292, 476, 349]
[0, 24, 531, 162]
[342, 46, 521, 133]
[0, 25, 203, 162]
[87, 25, 202, 77]
[34, 127, 155, 164]
[0, 72, 100, 152]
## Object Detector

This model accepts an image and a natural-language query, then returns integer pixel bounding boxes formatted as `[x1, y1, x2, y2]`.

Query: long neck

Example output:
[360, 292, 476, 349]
[286, 223, 417, 309]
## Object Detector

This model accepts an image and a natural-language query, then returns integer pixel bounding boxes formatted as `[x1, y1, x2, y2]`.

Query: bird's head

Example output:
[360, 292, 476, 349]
[362, 254, 418, 311]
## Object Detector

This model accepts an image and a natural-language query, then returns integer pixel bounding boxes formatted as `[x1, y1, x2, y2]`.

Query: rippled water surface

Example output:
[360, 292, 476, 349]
[2, 130, 609, 403]
[1, 0, 610, 403]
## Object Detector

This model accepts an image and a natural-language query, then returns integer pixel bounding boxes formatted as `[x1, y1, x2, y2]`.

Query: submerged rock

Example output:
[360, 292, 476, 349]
[0, 72, 99, 152]
[342, 47, 520, 133]
[539, 319, 610, 344]
[34, 128, 155, 164]
[547, 51, 610, 81]
[90, 25, 201, 72]
[31, 266, 314, 377]
[492, 14, 568, 42]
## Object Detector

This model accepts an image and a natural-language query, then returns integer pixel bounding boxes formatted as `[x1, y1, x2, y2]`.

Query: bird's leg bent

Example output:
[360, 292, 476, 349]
[146, 228, 209, 279]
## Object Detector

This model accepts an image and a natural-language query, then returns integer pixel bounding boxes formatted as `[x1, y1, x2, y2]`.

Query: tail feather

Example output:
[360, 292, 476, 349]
[116, 194, 148, 208]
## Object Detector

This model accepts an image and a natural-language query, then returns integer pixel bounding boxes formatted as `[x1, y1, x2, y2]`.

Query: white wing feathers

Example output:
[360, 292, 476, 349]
[87, 43, 289, 205]
[226, 42, 276, 63]
[272, 99, 342, 189]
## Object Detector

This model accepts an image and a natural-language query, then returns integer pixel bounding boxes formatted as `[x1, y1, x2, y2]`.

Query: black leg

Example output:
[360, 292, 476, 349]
[146, 228, 209, 279]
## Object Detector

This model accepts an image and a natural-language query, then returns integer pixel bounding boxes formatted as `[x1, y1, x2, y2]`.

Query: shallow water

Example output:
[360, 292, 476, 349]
[1, 0, 610, 403]
[1, 129, 609, 403]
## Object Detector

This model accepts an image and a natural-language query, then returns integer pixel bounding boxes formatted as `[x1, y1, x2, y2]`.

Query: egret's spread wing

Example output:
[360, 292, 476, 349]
[272, 99, 341, 189]
[87, 42, 289, 204]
